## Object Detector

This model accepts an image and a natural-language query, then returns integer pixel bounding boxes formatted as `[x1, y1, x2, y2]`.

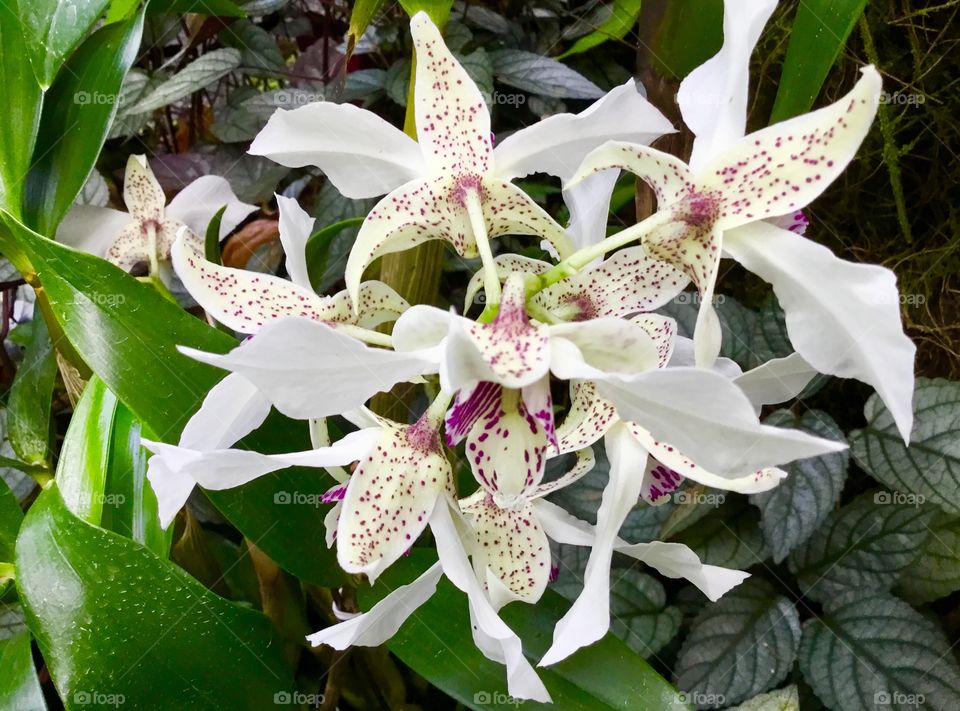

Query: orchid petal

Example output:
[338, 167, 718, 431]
[445, 381, 502, 446]
[306, 563, 443, 648]
[483, 179, 575, 260]
[679, 0, 778, 170]
[567, 141, 694, 207]
[555, 381, 617, 454]
[464, 254, 549, 312]
[530, 447, 595, 499]
[275, 195, 315, 289]
[410, 12, 492, 176]
[123, 155, 165, 221]
[249, 101, 426, 199]
[562, 170, 618, 252]
[431, 498, 551, 702]
[597, 367, 847, 477]
[145, 456, 196, 531]
[494, 79, 674, 181]
[166, 175, 256, 239]
[180, 317, 437, 420]
[392, 304, 451, 353]
[324, 500, 342, 548]
[705, 67, 882, 229]
[724, 221, 915, 442]
[734, 352, 819, 410]
[539, 422, 646, 666]
[548, 316, 666, 381]
[55, 205, 131, 257]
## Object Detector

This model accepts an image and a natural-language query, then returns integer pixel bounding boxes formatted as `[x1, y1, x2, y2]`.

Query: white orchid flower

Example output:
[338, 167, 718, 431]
[562, 0, 914, 441]
[57, 155, 255, 280]
[249, 12, 672, 308]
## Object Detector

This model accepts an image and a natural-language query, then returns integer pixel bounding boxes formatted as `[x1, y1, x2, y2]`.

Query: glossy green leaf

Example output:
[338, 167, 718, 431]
[150, 0, 247, 16]
[799, 592, 960, 711]
[22, 10, 144, 236]
[304, 217, 364, 290]
[788, 490, 934, 602]
[0, 214, 344, 586]
[134, 48, 241, 114]
[204, 205, 227, 265]
[675, 579, 800, 709]
[0, 477, 22, 562]
[850, 378, 960, 514]
[363, 552, 688, 710]
[770, 0, 868, 123]
[18, 0, 113, 89]
[104, 0, 140, 23]
[560, 0, 643, 58]
[15, 485, 293, 708]
[0, 1, 44, 217]
[649, 0, 723, 80]
[399, 0, 453, 26]
[347, 0, 388, 59]
[6, 316, 57, 468]
[0, 631, 45, 710]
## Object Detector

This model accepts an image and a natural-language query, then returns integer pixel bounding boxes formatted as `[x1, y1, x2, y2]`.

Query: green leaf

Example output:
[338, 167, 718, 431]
[151, 0, 247, 16]
[204, 205, 227, 265]
[896, 511, 960, 605]
[560, 0, 643, 58]
[22, 10, 144, 236]
[105, 0, 140, 23]
[729, 685, 799, 711]
[6, 317, 57, 468]
[798, 592, 960, 711]
[0, 631, 45, 710]
[489, 49, 605, 99]
[304, 217, 364, 290]
[751, 410, 848, 563]
[770, 0, 868, 123]
[347, 0, 387, 59]
[0, 1, 44, 217]
[221, 21, 284, 74]
[649, 0, 723, 80]
[398, 0, 453, 26]
[15, 485, 293, 708]
[135, 48, 241, 114]
[18, 0, 113, 89]
[365, 552, 688, 710]
[675, 579, 801, 709]
[788, 490, 934, 602]
[0, 477, 22, 562]
[1, 214, 345, 587]
[851, 378, 960, 514]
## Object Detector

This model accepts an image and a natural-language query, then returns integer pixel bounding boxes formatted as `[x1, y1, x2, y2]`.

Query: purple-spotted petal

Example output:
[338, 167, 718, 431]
[531, 447, 595, 499]
[555, 381, 617, 455]
[123, 155, 165, 221]
[482, 179, 574, 260]
[445, 380, 502, 447]
[567, 141, 695, 207]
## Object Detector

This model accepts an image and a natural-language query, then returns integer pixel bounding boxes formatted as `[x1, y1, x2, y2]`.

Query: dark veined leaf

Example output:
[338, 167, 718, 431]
[0, 214, 345, 587]
[729, 685, 799, 711]
[0, 0, 43, 217]
[851, 378, 960, 515]
[0, 631, 45, 710]
[134, 49, 241, 114]
[607, 569, 681, 658]
[751, 410, 848, 563]
[22, 9, 144, 236]
[360, 552, 688, 710]
[221, 21, 285, 74]
[560, 0, 643, 58]
[896, 510, 960, 605]
[489, 49, 605, 99]
[15, 485, 294, 709]
[675, 579, 801, 709]
[6, 316, 57, 468]
[770, 0, 868, 122]
[799, 592, 960, 711]
[787, 490, 934, 602]
[672, 500, 771, 570]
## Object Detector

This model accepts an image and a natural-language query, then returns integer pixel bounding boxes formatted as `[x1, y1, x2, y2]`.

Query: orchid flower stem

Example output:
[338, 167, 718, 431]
[337, 324, 394, 348]
[426, 389, 454, 427]
[310, 418, 349, 482]
[464, 190, 501, 308]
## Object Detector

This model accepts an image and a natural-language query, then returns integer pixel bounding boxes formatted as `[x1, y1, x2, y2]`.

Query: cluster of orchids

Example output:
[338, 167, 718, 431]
[66, 1, 915, 702]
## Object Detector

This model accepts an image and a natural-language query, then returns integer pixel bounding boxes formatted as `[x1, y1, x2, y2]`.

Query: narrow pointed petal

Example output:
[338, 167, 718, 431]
[275, 195, 315, 289]
[530, 447, 595, 499]
[567, 141, 694, 207]
[555, 381, 617, 454]
[638, 454, 684, 504]
[735, 352, 819, 410]
[351, 281, 411, 329]
[725, 221, 915, 442]
[679, 0, 778, 170]
[249, 101, 426, 199]
[461, 494, 551, 607]
[324, 500, 342, 548]
[548, 316, 666, 381]
[56, 205, 132, 257]
[618, 541, 750, 601]
[483, 179, 574, 259]
[307, 562, 443, 648]
[705, 67, 883, 229]
[166, 175, 256, 239]
[338, 420, 450, 582]
[104, 221, 151, 271]
[123, 155, 165, 221]
[180, 318, 437, 420]
[597, 367, 847, 476]
[410, 12, 492, 176]
[392, 304, 451, 353]
[540, 422, 646, 666]
[562, 170, 618, 252]
[146, 457, 196, 529]
[693, 252, 723, 368]
[431, 498, 552, 702]
[495, 79, 674, 182]
[464, 254, 549, 312]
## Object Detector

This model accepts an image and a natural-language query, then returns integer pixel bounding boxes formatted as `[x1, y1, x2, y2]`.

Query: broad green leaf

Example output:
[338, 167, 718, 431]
[769, 0, 868, 123]
[729, 685, 799, 711]
[672, 501, 770, 570]
[18, 0, 113, 89]
[851, 378, 960, 514]
[15, 485, 293, 708]
[0, 477, 22, 562]
[363, 552, 688, 710]
[788, 490, 934, 602]
[0, 215, 345, 587]
[896, 511, 960, 605]
[675, 579, 800, 709]
[0, 631, 45, 710]
[22, 11, 144, 236]
[347, 0, 388, 59]
[489, 49, 605, 99]
[385, 58, 412, 107]
[457, 48, 493, 105]
[304, 217, 364, 290]
[560, 0, 643, 58]
[799, 592, 960, 711]
[0, 0, 43, 217]
[151, 0, 247, 16]
[751, 410, 848, 563]
[649, 0, 723, 80]
[105, 0, 140, 23]
[135, 48, 241, 114]
[6, 316, 57, 468]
